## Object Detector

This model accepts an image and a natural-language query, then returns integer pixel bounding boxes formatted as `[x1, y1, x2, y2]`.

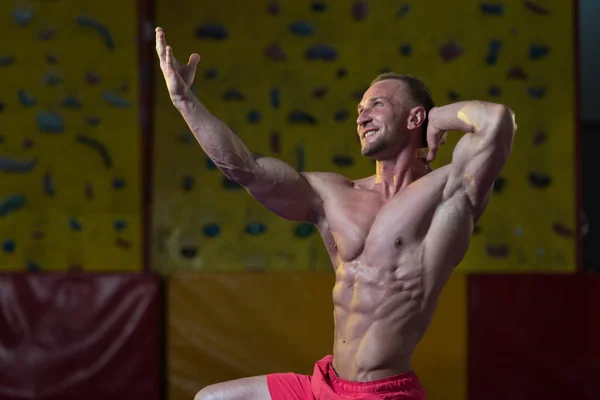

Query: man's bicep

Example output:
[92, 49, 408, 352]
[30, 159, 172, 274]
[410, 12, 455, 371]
[244, 157, 323, 223]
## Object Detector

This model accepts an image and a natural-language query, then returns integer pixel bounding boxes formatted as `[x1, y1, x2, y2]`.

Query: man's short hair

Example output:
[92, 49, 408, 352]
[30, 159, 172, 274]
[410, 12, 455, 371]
[370, 73, 435, 148]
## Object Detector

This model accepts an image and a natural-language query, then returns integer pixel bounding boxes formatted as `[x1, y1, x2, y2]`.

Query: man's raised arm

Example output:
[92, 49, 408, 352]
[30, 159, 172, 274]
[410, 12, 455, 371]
[155, 27, 322, 223]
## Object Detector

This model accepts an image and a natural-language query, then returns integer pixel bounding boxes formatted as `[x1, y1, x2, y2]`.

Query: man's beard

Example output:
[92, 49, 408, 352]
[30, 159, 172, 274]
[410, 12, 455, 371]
[361, 137, 388, 157]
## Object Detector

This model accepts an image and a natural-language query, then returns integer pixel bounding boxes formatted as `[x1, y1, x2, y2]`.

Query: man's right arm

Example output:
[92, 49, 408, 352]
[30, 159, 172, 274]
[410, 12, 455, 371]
[176, 94, 322, 223]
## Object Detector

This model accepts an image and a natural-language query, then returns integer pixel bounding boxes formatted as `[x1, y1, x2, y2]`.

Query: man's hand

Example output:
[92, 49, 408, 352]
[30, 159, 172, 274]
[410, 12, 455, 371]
[155, 27, 201, 103]
[425, 107, 448, 163]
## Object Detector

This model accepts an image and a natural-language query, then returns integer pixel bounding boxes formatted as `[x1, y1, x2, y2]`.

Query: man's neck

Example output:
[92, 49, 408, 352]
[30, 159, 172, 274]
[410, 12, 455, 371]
[374, 147, 429, 198]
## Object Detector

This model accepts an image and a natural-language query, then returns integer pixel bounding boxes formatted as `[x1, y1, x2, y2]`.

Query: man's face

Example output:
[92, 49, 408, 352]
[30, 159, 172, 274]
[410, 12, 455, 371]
[356, 80, 410, 159]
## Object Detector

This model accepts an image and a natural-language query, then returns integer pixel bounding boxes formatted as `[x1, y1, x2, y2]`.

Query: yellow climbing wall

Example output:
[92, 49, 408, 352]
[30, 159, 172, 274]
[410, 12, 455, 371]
[0, 1, 141, 271]
[153, 0, 576, 273]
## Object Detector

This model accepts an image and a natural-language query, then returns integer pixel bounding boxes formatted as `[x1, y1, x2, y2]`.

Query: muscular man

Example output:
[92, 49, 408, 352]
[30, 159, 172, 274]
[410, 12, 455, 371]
[156, 27, 516, 400]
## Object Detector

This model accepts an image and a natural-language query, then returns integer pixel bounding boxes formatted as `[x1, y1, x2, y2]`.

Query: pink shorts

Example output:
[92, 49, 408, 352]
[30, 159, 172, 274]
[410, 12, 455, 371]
[266, 355, 426, 400]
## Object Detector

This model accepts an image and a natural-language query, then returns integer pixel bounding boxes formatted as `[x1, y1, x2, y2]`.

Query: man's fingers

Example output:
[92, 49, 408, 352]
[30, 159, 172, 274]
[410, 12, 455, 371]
[155, 27, 167, 62]
[165, 46, 174, 70]
[426, 146, 438, 163]
[188, 53, 201, 68]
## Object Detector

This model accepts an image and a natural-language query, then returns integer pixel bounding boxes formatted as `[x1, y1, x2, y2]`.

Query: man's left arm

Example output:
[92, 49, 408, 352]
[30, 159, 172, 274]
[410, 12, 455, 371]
[426, 101, 517, 216]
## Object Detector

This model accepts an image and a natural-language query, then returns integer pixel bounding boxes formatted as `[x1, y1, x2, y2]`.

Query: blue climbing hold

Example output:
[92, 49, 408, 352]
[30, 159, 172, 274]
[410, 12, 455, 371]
[332, 155, 355, 167]
[76, 16, 115, 50]
[288, 110, 318, 124]
[195, 24, 229, 40]
[337, 68, 348, 78]
[37, 111, 64, 133]
[103, 90, 131, 108]
[0, 56, 15, 66]
[205, 69, 219, 79]
[26, 260, 40, 272]
[45, 53, 58, 65]
[399, 44, 412, 56]
[203, 223, 221, 237]
[206, 158, 218, 170]
[18, 90, 36, 107]
[306, 44, 338, 61]
[43, 173, 55, 196]
[527, 86, 547, 99]
[2, 240, 16, 254]
[295, 223, 315, 238]
[0, 194, 26, 217]
[62, 96, 82, 108]
[0, 157, 37, 173]
[44, 73, 63, 86]
[247, 110, 262, 123]
[448, 90, 461, 101]
[311, 1, 327, 12]
[245, 222, 267, 235]
[223, 88, 245, 101]
[481, 3, 504, 15]
[397, 4, 411, 18]
[289, 21, 314, 36]
[334, 109, 349, 122]
[86, 116, 101, 126]
[69, 217, 83, 231]
[486, 40, 502, 65]
[529, 44, 549, 60]
[182, 175, 195, 191]
[13, 8, 34, 26]
[270, 87, 280, 109]
[114, 219, 127, 231]
[112, 178, 126, 190]
[222, 177, 243, 190]
[489, 85, 502, 97]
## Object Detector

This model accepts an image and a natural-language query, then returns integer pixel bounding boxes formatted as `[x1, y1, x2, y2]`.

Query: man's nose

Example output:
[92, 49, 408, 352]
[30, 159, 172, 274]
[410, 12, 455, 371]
[357, 112, 372, 126]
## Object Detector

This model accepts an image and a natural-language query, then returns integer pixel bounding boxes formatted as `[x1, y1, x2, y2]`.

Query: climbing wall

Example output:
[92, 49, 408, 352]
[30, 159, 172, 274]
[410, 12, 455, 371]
[153, 1, 576, 272]
[0, 1, 141, 271]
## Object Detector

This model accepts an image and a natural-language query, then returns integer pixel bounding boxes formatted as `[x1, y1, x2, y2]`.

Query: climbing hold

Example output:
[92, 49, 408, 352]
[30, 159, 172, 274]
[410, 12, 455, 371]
[116, 238, 132, 249]
[203, 223, 220, 237]
[489, 85, 501, 97]
[332, 155, 354, 167]
[334, 109, 349, 122]
[267, 0, 281, 15]
[270, 132, 281, 153]
[112, 178, 126, 190]
[22, 139, 34, 149]
[529, 172, 551, 189]
[195, 23, 229, 40]
[13, 8, 34, 26]
[295, 223, 315, 238]
[527, 86, 547, 99]
[473, 225, 482, 235]
[0, 157, 37, 173]
[352, 0, 369, 21]
[397, 4, 411, 18]
[85, 72, 102, 85]
[529, 44, 549, 60]
[85, 182, 94, 200]
[180, 246, 197, 258]
[45, 53, 58, 65]
[288, 110, 318, 124]
[86, 116, 101, 126]
[37, 111, 64, 133]
[102, 90, 131, 107]
[337, 68, 348, 79]
[264, 44, 287, 61]
[114, 219, 127, 231]
[205, 69, 218, 79]
[480, 3, 504, 15]
[524, 1, 550, 15]
[552, 223, 573, 238]
[289, 21, 314, 36]
[0, 56, 15, 66]
[18, 90, 37, 107]
[485, 40, 502, 65]
[507, 66, 528, 80]
[0, 194, 26, 217]
[351, 88, 368, 101]
[312, 87, 328, 98]
[181, 175, 195, 191]
[26, 261, 41, 272]
[486, 244, 509, 258]
[311, 1, 327, 12]
[533, 131, 547, 146]
[399, 44, 412, 56]
[245, 222, 267, 235]
[69, 217, 83, 231]
[62, 96, 83, 108]
[43, 173, 55, 196]
[306, 44, 338, 61]
[75, 135, 112, 168]
[32, 231, 44, 240]
[296, 146, 306, 172]
[247, 110, 261, 123]
[76, 16, 115, 49]
[0, 102, 4, 112]
[270, 87, 280, 109]
[2, 240, 16, 254]
[439, 41, 463, 62]
[493, 176, 506, 193]
[44, 73, 63, 86]
[447, 90, 461, 101]
[223, 88, 245, 101]
[38, 29, 55, 41]
[222, 177, 243, 190]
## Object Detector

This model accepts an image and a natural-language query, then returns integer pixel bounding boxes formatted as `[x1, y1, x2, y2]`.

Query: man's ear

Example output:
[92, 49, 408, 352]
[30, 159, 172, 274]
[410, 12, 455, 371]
[407, 106, 427, 131]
